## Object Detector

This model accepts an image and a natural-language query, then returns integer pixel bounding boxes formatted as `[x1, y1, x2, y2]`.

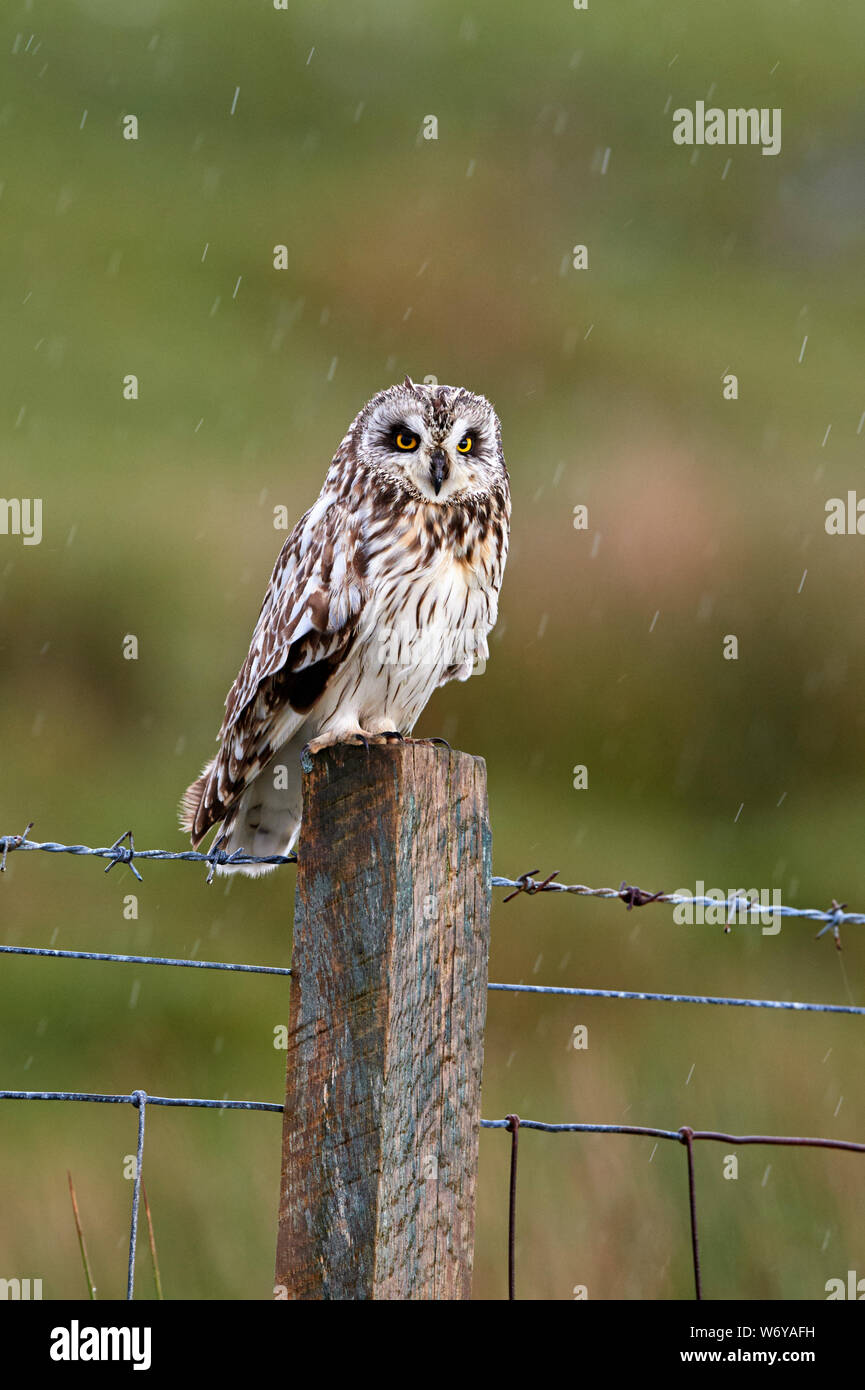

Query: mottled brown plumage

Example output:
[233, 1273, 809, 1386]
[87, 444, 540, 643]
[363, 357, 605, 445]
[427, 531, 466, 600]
[181, 378, 510, 875]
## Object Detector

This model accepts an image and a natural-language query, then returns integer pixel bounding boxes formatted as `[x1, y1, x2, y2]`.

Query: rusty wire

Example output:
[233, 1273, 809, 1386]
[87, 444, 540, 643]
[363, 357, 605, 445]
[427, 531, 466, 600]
[481, 1119, 865, 1299]
[680, 1127, 702, 1300]
[505, 1115, 519, 1301]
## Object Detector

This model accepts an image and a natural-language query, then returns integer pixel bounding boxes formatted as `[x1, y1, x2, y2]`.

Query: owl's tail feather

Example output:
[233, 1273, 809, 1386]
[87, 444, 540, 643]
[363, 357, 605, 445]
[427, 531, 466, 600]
[216, 747, 303, 876]
[179, 760, 218, 848]
[180, 746, 303, 878]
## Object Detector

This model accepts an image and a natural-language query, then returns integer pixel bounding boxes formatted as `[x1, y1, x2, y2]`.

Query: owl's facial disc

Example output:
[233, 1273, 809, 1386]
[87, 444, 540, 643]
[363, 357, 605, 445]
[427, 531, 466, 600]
[364, 388, 499, 504]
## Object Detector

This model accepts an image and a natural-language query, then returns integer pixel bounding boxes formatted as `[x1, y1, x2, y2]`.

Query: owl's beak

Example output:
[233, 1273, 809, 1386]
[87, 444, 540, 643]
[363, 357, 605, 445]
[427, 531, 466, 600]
[430, 449, 449, 495]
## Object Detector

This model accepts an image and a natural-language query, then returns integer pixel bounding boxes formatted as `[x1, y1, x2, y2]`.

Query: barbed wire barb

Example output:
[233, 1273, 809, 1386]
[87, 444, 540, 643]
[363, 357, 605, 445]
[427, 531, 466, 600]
[815, 900, 846, 951]
[105, 830, 141, 882]
[0, 821, 33, 872]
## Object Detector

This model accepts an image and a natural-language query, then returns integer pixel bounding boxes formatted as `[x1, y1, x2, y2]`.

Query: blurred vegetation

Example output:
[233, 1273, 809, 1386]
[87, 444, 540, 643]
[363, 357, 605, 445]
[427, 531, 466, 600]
[2, 0, 865, 1300]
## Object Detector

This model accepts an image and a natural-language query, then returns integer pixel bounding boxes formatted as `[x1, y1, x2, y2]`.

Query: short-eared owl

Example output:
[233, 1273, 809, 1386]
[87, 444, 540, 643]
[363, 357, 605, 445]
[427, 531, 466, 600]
[181, 377, 510, 875]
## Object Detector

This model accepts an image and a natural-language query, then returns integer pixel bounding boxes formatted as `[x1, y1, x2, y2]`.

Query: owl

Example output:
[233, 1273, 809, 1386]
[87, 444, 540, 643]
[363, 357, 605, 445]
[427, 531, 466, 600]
[180, 377, 510, 876]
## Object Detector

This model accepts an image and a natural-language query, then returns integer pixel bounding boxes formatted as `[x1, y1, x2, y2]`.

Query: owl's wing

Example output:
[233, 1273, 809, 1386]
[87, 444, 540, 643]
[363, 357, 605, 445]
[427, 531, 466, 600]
[182, 493, 368, 843]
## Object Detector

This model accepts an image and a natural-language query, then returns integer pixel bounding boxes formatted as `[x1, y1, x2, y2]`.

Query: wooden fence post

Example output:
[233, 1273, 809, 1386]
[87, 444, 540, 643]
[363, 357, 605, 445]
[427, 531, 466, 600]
[274, 741, 492, 1300]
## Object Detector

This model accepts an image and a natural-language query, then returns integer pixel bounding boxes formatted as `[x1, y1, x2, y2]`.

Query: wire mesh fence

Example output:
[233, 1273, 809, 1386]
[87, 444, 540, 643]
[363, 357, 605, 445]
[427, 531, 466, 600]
[1, 827, 862, 1300]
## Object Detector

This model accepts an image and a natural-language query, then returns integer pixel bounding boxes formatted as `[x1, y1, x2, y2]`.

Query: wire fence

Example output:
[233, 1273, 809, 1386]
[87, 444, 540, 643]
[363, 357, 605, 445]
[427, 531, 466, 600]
[1, 827, 862, 1300]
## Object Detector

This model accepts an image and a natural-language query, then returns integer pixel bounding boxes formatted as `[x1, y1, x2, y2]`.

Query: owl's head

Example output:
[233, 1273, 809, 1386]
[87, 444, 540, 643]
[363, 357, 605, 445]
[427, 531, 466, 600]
[353, 377, 506, 505]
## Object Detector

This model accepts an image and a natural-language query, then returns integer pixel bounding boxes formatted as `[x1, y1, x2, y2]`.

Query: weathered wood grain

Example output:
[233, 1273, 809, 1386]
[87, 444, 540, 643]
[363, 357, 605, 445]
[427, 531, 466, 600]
[274, 742, 492, 1300]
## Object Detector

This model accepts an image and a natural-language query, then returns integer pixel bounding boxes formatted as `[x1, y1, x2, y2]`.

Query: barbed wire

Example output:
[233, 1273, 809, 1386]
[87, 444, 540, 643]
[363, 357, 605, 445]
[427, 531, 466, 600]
[1, 830, 858, 946]
[493, 871, 859, 946]
[0, 827, 296, 884]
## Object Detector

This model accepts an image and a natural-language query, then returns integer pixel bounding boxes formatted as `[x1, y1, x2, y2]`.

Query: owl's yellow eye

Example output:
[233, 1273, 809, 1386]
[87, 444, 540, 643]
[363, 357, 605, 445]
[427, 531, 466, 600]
[396, 432, 418, 451]
[457, 434, 473, 453]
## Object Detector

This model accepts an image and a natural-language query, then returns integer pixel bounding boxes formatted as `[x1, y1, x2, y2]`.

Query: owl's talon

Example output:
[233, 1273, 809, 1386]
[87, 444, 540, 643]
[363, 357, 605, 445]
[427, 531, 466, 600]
[425, 736, 451, 750]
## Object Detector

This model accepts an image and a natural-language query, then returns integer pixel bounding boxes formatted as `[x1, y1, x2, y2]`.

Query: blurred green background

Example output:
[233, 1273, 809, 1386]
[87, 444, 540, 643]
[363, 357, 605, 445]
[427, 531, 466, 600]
[2, 0, 865, 1301]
